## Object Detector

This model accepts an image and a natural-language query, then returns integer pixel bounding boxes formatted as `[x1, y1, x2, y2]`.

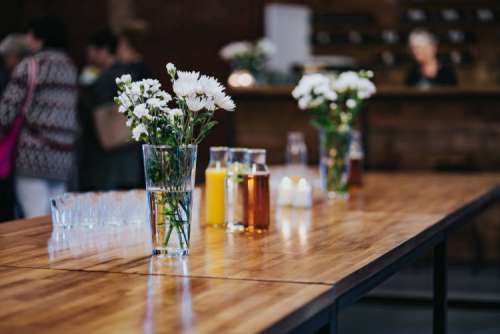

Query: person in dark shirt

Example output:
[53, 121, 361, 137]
[405, 29, 457, 88]
[77, 29, 145, 191]
[117, 21, 152, 79]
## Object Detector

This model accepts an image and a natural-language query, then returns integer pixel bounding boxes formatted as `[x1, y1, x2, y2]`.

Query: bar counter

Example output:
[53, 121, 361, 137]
[229, 86, 500, 170]
[1, 172, 499, 333]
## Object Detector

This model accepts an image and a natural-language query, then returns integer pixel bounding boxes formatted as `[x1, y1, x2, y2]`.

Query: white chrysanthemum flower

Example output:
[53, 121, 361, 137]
[155, 90, 172, 103]
[116, 74, 132, 85]
[346, 99, 357, 109]
[142, 79, 161, 93]
[167, 108, 183, 122]
[166, 62, 176, 76]
[126, 118, 133, 127]
[199, 75, 225, 97]
[133, 103, 150, 119]
[219, 41, 252, 60]
[173, 71, 200, 97]
[313, 83, 337, 101]
[215, 94, 236, 111]
[132, 123, 147, 141]
[338, 123, 350, 133]
[117, 94, 132, 110]
[256, 38, 276, 56]
[292, 73, 331, 99]
[331, 71, 376, 99]
[357, 80, 376, 99]
[298, 96, 311, 110]
[185, 95, 206, 112]
[204, 96, 216, 111]
[129, 82, 142, 102]
[147, 97, 167, 110]
[330, 102, 337, 110]
[177, 71, 200, 81]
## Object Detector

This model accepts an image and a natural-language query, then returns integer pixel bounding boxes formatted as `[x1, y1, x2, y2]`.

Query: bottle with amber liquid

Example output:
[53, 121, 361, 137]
[205, 147, 228, 227]
[348, 130, 364, 187]
[242, 149, 270, 231]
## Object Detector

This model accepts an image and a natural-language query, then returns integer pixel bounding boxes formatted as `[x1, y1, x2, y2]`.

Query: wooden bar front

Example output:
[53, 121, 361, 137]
[230, 86, 500, 171]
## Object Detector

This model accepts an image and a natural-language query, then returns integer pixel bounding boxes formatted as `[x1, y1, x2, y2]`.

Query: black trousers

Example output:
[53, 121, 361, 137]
[0, 175, 15, 222]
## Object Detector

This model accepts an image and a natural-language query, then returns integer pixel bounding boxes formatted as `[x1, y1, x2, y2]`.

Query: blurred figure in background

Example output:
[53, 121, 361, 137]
[77, 29, 144, 191]
[0, 17, 78, 218]
[405, 29, 457, 87]
[117, 20, 151, 79]
[79, 42, 101, 87]
[0, 34, 31, 95]
[0, 34, 31, 222]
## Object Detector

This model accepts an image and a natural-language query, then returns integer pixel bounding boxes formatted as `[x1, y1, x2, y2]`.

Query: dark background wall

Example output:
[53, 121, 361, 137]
[0, 0, 266, 81]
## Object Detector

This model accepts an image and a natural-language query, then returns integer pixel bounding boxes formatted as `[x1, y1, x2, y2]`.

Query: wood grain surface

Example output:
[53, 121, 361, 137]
[1, 172, 499, 333]
[0, 266, 331, 334]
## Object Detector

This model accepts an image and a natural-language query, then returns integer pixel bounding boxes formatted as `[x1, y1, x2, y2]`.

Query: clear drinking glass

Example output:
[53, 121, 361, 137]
[286, 131, 308, 166]
[225, 148, 250, 230]
[242, 149, 270, 231]
[143, 144, 197, 256]
[205, 147, 228, 226]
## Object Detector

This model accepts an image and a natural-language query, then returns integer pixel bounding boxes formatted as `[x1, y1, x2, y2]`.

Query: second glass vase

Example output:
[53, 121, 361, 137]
[319, 129, 352, 199]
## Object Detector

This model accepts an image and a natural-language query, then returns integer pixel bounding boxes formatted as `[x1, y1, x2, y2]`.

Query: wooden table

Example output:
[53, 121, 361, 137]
[1, 173, 499, 333]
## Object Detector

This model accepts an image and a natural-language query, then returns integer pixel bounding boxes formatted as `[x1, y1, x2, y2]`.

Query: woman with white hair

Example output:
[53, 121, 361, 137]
[405, 29, 457, 87]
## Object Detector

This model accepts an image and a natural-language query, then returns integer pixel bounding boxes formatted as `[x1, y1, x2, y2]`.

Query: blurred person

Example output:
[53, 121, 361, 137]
[405, 29, 457, 87]
[79, 44, 101, 86]
[0, 34, 31, 95]
[77, 29, 144, 191]
[0, 34, 31, 74]
[0, 16, 78, 218]
[117, 20, 151, 79]
[0, 33, 31, 222]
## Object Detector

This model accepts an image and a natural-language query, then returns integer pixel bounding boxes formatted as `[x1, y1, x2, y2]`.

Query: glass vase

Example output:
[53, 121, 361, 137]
[319, 129, 352, 199]
[142, 144, 197, 257]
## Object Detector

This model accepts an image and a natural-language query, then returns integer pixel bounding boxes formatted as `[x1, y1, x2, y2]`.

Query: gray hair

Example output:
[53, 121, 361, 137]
[408, 29, 438, 46]
[0, 34, 30, 56]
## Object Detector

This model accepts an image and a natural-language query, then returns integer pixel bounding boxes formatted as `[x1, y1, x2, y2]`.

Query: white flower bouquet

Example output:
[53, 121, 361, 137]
[115, 63, 235, 146]
[114, 63, 235, 256]
[292, 70, 375, 197]
[219, 38, 276, 74]
[292, 71, 375, 132]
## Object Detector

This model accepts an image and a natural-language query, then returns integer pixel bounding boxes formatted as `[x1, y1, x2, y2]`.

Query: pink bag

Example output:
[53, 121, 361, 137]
[0, 59, 38, 178]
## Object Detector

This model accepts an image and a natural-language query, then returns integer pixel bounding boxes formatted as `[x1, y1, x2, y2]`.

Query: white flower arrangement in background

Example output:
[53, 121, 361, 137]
[292, 70, 375, 133]
[219, 38, 276, 74]
[115, 62, 235, 146]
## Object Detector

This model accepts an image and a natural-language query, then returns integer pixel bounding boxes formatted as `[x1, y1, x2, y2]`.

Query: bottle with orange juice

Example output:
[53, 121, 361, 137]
[205, 147, 228, 227]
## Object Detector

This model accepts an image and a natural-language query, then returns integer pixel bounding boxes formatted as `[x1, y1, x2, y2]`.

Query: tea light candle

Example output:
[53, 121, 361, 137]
[292, 178, 312, 208]
[277, 176, 293, 206]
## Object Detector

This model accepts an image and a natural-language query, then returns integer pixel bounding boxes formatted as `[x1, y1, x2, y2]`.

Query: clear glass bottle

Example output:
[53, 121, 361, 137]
[349, 130, 364, 187]
[205, 147, 228, 227]
[225, 148, 250, 230]
[286, 131, 307, 166]
[242, 149, 270, 231]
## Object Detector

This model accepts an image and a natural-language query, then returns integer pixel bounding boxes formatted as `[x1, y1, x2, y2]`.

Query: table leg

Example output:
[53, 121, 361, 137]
[433, 238, 448, 334]
[317, 302, 338, 334]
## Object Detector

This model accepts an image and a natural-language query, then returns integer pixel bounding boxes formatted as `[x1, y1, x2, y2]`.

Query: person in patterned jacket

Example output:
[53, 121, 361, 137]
[0, 17, 78, 218]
